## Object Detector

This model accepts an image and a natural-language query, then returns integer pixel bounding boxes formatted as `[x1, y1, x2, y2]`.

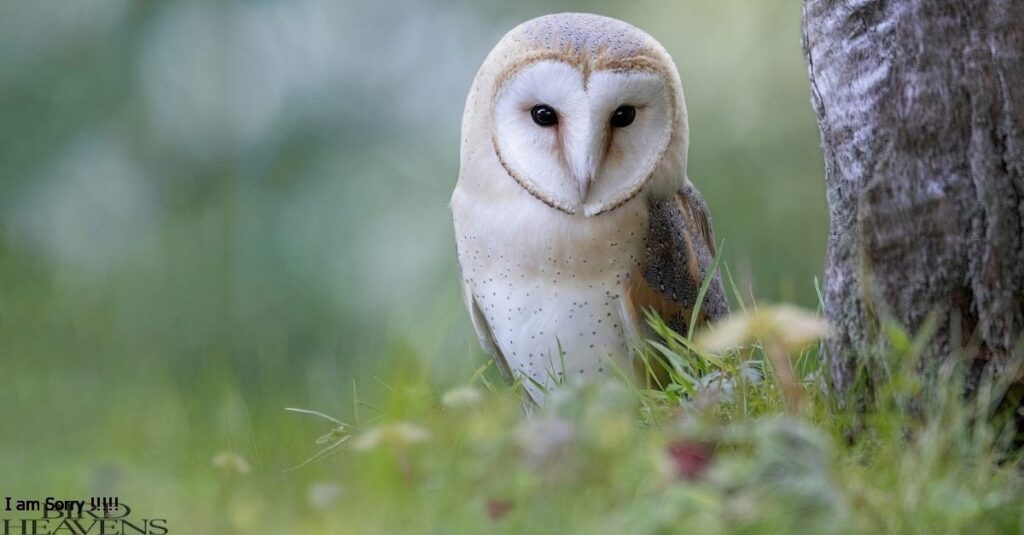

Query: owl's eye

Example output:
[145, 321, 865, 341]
[531, 104, 558, 127]
[610, 105, 636, 128]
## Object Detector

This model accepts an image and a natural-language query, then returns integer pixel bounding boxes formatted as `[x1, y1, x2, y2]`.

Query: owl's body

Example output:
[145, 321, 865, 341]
[452, 13, 727, 401]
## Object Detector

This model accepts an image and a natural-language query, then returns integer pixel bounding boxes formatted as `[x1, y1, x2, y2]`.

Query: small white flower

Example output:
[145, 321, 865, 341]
[515, 416, 575, 466]
[211, 451, 251, 475]
[697, 305, 828, 353]
[308, 481, 343, 510]
[352, 421, 431, 451]
[441, 386, 483, 409]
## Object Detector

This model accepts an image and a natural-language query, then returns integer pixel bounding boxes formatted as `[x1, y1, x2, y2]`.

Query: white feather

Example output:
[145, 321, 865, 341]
[452, 13, 696, 400]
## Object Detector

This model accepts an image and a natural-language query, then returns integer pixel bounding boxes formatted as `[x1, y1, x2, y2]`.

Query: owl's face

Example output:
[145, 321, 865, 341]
[492, 59, 676, 217]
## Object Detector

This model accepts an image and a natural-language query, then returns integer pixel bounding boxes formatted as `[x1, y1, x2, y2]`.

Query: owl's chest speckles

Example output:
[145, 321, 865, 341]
[466, 265, 635, 385]
[455, 202, 648, 395]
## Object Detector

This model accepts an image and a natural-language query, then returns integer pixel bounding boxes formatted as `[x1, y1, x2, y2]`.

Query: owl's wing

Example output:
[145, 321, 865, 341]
[459, 276, 516, 383]
[622, 181, 730, 345]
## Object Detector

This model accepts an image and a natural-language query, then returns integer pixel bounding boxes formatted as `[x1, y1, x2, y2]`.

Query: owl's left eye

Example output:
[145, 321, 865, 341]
[610, 105, 636, 128]
[531, 105, 558, 127]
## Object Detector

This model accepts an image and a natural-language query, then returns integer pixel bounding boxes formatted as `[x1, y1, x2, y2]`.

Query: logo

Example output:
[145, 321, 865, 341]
[2, 497, 168, 535]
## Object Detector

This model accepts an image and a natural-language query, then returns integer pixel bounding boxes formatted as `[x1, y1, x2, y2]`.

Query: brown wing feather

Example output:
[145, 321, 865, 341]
[677, 183, 719, 260]
[625, 183, 729, 341]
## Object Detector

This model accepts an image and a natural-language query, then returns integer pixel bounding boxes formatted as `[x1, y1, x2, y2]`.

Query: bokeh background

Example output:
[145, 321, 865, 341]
[0, 0, 825, 525]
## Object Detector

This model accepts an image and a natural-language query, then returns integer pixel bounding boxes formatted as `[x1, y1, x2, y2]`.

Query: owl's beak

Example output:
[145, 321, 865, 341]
[572, 141, 601, 203]
[566, 117, 605, 204]
[577, 174, 592, 201]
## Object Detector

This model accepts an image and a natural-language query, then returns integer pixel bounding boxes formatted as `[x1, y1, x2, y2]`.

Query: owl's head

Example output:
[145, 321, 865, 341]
[463, 13, 687, 217]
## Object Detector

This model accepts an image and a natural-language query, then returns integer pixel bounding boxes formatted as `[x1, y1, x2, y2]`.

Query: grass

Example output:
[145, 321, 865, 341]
[3, 254, 1022, 533]
[251, 307, 1022, 534]
[3, 317, 1022, 535]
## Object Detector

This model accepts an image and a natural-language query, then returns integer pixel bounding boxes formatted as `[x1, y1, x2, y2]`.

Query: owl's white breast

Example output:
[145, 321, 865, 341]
[452, 160, 650, 398]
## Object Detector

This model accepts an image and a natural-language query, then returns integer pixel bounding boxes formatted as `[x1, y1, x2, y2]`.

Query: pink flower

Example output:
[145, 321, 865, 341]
[486, 499, 514, 521]
[666, 440, 713, 480]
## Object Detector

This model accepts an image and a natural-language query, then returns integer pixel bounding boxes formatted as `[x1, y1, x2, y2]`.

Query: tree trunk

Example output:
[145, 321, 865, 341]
[802, 0, 1024, 397]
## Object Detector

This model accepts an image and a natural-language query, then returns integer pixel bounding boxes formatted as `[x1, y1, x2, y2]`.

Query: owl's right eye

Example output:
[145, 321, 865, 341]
[530, 105, 558, 127]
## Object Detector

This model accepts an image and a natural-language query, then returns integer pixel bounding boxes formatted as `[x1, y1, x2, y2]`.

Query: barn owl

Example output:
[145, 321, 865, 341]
[451, 13, 728, 402]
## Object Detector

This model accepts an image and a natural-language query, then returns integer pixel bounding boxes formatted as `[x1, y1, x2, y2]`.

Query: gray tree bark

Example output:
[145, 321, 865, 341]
[802, 0, 1024, 397]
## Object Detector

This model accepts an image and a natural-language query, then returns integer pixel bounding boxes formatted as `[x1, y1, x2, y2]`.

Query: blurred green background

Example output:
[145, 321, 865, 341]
[0, 0, 824, 525]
